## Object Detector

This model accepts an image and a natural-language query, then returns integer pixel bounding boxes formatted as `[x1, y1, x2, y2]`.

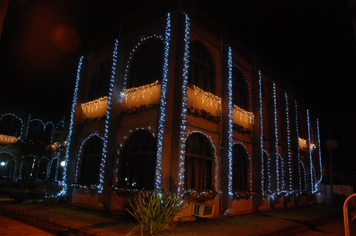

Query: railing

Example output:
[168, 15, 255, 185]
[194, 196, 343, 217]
[187, 86, 221, 117]
[121, 81, 161, 110]
[81, 96, 108, 120]
[344, 193, 356, 236]
[232, 105, 254, 130]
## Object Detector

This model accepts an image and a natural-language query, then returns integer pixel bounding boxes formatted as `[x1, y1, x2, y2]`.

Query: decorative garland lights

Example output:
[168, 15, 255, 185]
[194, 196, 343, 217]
[307, 109, 314, 193]
[81, 96, 108, 120]
[62, 56, 84, 196]
[177, 13, 190, 195]
[155, 13, 171, 189]
[273, 83, 281, 195]
[121, 81, 161, 109]
[259, 71, 266, 195]
[228, 47, 233, 196]
[0, 134, 20, 144]
[285, 92, 293, 194]
[98, 39, 119, 193]
[316, 119, 322, 186]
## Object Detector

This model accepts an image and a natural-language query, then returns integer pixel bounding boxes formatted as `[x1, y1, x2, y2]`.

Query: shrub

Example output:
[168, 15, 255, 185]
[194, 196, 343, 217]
[9, 190, 27, 202]
[127, 189, 185, 235]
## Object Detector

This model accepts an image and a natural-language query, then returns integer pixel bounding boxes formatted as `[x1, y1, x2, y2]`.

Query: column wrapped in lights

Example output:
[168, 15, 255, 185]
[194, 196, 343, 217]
[62, 56, 84, 196]
[227, 47, 233, 195]
[306, 109, 314, 193]
[177, 13, 190, 195]
[155, 13, 171, 189]
[316, 119, 322, 186]
[98, 39, 119, 192]
[259, 71, 265, 194]
[285, 92, 293, 193]
[273, 83, 281, 194]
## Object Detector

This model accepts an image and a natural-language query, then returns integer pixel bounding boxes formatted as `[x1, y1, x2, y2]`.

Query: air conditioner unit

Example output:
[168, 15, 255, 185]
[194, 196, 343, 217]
[192, 203, 214, 217]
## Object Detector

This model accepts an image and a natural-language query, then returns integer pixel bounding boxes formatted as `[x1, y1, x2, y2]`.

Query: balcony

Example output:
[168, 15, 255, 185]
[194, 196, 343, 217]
[187, 86, 221, 118]
[0, 134, 20, 144]
[232, 105, 254, 131]
[121, 81, 161, 114]
[81, 96, 108, 120]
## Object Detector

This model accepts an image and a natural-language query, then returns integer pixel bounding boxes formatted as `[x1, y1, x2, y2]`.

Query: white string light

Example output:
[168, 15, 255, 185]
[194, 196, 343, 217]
[307, 109, 314, 193]
[177, 13, 190, 195]
[259, 71, 265, 194]
[0, 113, 24, 138]
[155, 13, 171, 189]
[228, 47, 233, 195]
[285, 92, 293, 194]
[316, 119, 322, 186]
[62, 56, 84, 196]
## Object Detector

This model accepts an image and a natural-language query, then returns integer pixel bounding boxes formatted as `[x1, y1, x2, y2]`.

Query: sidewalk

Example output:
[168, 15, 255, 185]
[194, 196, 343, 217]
[0, 201, 345, 236]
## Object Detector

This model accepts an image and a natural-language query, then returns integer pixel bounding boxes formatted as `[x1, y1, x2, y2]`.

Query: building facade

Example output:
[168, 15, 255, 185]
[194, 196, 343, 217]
[64, 11, 323, 219]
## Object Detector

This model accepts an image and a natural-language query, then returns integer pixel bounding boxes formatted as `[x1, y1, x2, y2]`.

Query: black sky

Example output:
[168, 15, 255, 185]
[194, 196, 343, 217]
[1, 0, 355, 150]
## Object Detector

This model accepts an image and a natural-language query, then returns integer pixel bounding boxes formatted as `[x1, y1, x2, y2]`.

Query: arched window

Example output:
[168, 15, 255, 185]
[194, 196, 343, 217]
[188, 41, 215, 94]
[49, 158, 58, 180]
[0, 153, 14, 178]
[38, 157, 49, 180]
[232, 67, 249, 110]
[0, 115, 22, 137]
[232, 144, 249, 192]
[78, 136, 103, 186]
[184, 133, 213, 190]
[87, 58, 112, 101]
[120, 130, 157, 189]
[128, 38, 164, 88]
[27, 120, 44, 141]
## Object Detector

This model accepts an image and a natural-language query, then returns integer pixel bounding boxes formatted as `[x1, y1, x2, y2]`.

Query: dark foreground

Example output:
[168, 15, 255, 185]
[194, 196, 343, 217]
[0, 201, 353, 236]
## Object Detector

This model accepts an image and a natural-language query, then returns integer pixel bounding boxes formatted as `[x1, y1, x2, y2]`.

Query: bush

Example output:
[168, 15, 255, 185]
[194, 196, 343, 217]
[9, 189, 43, 202]
[127, 189, 185, 235]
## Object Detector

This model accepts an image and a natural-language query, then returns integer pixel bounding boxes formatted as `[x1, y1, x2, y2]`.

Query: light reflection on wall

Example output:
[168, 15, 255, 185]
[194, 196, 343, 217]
[81, 96, 108, 119]
[187, 86, 221, 117]
[232, 105, 254, 130]
[121, 81, 161, 109]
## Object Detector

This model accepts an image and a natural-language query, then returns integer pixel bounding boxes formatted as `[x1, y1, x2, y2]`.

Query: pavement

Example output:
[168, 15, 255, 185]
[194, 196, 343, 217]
[0, 201, 353, 236]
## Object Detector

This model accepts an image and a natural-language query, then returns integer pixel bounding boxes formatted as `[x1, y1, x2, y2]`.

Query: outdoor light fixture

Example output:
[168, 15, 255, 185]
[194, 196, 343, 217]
[1, 162, 5, 166]
[60, 161, 65, 167]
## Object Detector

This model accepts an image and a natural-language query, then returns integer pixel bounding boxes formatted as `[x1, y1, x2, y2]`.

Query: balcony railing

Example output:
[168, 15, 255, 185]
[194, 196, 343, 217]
[121, 81, 161, 111]
[232, 105, 254, 130]
[81, 96, 108, 120]
[0, 134, 20, 144]
[187, 85, 222, 117]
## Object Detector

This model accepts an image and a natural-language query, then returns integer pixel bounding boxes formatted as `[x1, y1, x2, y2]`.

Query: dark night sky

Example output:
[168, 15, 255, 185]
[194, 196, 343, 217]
[1, 0, 356, 164]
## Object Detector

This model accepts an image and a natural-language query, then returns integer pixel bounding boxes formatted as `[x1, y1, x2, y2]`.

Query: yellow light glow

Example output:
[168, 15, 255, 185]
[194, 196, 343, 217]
[0, 134, 20, 144]
[299, 137, 308, 150]
[81, 96, 108, 119]
[187, 86, 221, 117]
[233, 105, 254, 130]
[121, 81, 161, 109]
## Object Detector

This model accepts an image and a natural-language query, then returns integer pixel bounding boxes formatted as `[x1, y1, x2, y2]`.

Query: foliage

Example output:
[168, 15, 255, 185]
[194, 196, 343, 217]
[183, 189, 221, 203]
[126, 189, 185, 235]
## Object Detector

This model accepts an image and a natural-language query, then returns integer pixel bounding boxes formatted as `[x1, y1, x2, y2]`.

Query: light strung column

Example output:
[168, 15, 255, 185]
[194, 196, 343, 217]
[285, 92, 293, 194]
[259, 71, 266, 194]
[62, 56, 84, 196]
[227, 47, 233, 195]
[155, 13, 171, 189]
[316, 119, 322, 186]
[177, 13, 190, 195]
[273, 83, 281, 194]
[307, 109, 314, 193]
[98, 39, 119, 192]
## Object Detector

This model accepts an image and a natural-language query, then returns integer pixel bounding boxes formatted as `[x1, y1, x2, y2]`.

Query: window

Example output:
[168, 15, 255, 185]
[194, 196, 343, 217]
[49, 158, 58, 181]
[232, 144, 249, 192]
[184, 133, 213, 190]
[38, 157, 49, 180]
[120, 130, 157, 189]
[188, 41, 215, 94]
[78, 136, 103, 186]
[232, 67, 249, 110]
[0, 153, 14, 178]
[0, 115, 22, 137]
[87, 58, 112, 101]
[128, 38, 164, 88]
[27, 120, 43, 141]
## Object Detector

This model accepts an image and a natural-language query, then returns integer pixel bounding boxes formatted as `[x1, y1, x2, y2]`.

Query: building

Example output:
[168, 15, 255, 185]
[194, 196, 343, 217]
[61, 9, 321, 219]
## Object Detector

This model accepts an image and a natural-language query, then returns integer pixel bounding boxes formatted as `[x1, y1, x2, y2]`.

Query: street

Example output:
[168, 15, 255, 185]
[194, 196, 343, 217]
[0, 214, 55, 236]
[296, 217, 356, 236]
